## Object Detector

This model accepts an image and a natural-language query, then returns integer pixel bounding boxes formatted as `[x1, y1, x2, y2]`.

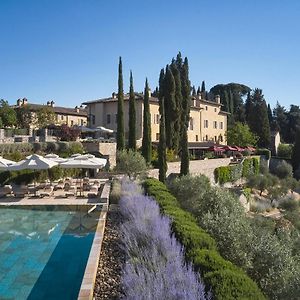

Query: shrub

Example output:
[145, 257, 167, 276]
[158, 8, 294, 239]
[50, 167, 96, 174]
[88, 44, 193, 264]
[204, 151, 214, 159]
[144, 178, 265, 299]
[68, 142, 84, 155]
[109, 180, 121, 204]
[120, 181, 208, 300]
[57, 141, 70, 153]
[116, 150, 148, 179]
[47, 166, 64, 181]
[256, 148, 271, 160]
[46, 142, 59, 153]
[272, 160, 293, 179]
[277, 143, 293, 159]
[32, 142, 42, 153]
[278, 197, 299, 211]
[259, 158, 269, 174]
[166, 148, 178, 162]
[214, 166, 231, 184]
[242, 149, 251, 157]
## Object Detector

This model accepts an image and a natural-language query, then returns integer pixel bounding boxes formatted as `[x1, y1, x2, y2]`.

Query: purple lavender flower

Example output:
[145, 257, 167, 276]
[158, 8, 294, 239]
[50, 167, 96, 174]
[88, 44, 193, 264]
[119, 180, 209, 300]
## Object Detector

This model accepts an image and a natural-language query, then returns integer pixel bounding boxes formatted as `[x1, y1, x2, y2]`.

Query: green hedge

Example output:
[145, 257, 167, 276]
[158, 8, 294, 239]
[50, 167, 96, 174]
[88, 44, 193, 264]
[255, 148, 271, 160]
[143, 178, 265, 300]
[215, 158, 260, 184]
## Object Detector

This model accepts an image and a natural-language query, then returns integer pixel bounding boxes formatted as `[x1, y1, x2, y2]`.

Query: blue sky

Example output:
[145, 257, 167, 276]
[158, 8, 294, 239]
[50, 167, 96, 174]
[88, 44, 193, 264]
[0, 0, 299, 108]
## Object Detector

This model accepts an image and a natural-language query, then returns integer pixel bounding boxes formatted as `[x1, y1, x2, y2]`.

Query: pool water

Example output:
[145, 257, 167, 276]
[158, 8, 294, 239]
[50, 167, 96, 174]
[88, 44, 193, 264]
[0, 205, 101, 300]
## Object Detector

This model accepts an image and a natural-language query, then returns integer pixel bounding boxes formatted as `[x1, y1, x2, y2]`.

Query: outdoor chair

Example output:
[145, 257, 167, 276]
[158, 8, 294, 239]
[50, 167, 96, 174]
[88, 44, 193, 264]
[87, 185, 99, 198]
[65, 185, 76, 197]
[40, 185, 54, 198]
[0, 185, 13, 197]
[54, 180, 64, 190]
[14, 185, 29, 198]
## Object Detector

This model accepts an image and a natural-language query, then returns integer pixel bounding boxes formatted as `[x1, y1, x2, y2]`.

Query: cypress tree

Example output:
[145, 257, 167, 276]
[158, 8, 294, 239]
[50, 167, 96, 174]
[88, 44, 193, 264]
[201, 80, 206, 92]
[180, 57, 191, 176]
[292, 127, 300, 177]
[170, 62, 182, 152]
[128, 70, 136, 150]
[117, 56, 125, 150]
[164, 65, 176, 149]
[192, 85, 196, 96]
[196, 86, 201, 96]
[142, 78, 152, 163]
[158, 69, 167, 182]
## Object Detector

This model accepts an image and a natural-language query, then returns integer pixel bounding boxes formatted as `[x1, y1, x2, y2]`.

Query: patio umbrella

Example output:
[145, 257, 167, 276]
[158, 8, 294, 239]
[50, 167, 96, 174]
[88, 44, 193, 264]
[0, 157, 16, 169]
[208, 146, 225, 152]
[224, 145, 237, 151]
[44, 153, 67, 163]
[59, 154, 107, 196]
[233, 146, 244, 152]
[7, 154, 58, 171]
[96, 126, 114, 133]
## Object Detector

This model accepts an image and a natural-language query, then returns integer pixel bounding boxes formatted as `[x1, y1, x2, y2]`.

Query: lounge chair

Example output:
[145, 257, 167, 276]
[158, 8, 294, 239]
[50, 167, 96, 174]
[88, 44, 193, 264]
[87, 185, 99, 198]
[0, 185, 13, 197]
[54, 180, 64, 190]
[14, 185, 29, 198]
[40, 186, 54, 198]
[65, 185, 76, 197]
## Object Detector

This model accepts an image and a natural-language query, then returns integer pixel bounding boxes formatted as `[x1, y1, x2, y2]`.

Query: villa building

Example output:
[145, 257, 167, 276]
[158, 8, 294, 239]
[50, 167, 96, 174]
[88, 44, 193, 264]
[83, 92, 228, 146]
[13, 98, 88, 128]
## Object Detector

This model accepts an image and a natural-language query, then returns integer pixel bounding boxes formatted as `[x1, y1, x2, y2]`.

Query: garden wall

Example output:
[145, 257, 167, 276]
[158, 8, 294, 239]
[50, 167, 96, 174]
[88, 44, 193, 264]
[148, 158, 231, 183]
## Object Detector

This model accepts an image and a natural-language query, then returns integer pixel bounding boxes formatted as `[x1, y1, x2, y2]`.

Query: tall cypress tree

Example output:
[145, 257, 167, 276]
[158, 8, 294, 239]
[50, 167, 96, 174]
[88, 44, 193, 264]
[142, 78, 152, 163]
[117, 57, 125, 150]
[170, 62, 182, 152]
[158, 69, 167, 182]
[164, 66, 176, 149]
[180, 57, 190, 176]
[192, 85, 196, 96]
[292, 127, 300, 177]
[128, 71, 136, 150]
[201, 80, 206, 93]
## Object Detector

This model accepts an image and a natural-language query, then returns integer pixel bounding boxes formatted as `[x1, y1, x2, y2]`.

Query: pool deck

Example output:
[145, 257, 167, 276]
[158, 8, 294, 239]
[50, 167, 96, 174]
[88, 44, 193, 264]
[0, 180, 111, 300]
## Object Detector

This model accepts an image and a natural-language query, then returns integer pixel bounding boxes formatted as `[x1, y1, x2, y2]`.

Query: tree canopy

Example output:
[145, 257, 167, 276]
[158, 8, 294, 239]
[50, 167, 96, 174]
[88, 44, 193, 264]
[226, 122, 258, 147]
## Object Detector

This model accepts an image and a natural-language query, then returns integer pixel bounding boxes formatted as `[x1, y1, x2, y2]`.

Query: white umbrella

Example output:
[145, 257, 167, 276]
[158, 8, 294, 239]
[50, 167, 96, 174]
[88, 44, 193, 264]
[44, 153, 67, 163]
[0, 157, 16, 169]
[59, 154, 106, 169]
[96, 126, 114, 133]
[7, 154, 58, 171]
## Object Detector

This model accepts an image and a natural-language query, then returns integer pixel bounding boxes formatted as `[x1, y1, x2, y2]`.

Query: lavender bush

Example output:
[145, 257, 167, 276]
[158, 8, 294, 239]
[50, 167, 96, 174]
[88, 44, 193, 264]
[119, 180, 209, 300]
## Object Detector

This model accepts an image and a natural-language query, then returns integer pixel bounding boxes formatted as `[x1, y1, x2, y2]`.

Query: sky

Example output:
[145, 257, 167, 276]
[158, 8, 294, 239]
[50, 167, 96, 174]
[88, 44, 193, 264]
[0, 0, 300, 108]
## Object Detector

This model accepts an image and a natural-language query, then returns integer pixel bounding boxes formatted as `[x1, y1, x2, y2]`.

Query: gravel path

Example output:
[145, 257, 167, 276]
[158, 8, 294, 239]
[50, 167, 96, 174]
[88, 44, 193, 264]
[94, 207, 125, 299]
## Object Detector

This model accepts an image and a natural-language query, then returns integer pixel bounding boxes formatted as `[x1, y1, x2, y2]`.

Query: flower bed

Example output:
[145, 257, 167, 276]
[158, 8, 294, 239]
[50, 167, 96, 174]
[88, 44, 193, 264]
[119, 181, 208, 299]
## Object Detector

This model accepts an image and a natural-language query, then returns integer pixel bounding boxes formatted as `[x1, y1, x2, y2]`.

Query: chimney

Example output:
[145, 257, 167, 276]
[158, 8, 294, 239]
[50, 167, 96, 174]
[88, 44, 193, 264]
[22, 98, 28, 105]
[148, 88, 151, 98]
[112, 92, 116, 99]
[47, 101, 51, 106]
[17, 99, 22, 107]
[75, 106, 79, 113]
[215, 95, 221, 104]
[50, 100, 55, 107]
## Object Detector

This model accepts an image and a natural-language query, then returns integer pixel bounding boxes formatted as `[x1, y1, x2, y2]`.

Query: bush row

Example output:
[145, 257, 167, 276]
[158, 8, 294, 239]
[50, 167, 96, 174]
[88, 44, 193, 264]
[0, 142, 83, 159]
[255, 148, 271, 160]
[214, 157, 260, 184]
[0, 167, 81, 186]
[143, 178, 265, 300]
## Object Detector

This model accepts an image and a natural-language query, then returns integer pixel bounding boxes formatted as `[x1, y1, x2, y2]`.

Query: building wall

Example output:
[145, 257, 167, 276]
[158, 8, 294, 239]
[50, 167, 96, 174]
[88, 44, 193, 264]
[56, 114, 87, 127]
[85, 97, 227, 144]
[199, 102, 227, 144]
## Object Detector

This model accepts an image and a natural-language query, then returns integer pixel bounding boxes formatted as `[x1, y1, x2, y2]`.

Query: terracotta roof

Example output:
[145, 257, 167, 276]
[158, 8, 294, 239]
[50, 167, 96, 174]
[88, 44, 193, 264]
[82, 93, 159, 105]
[14, 103, 87, 117]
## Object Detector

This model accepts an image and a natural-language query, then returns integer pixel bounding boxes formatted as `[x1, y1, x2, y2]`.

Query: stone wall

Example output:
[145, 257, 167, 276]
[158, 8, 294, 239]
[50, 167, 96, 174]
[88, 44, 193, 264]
[148, 158, 231, 183]
[82, 141, 116, 168]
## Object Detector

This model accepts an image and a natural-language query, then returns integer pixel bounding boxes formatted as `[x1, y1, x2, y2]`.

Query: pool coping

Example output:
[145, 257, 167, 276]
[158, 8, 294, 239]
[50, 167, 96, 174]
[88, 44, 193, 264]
[77, 181, 110, 300]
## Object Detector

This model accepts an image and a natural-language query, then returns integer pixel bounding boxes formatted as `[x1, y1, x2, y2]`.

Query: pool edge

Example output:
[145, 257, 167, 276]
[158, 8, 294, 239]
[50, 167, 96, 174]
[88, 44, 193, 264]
[77, 182, 110, 300]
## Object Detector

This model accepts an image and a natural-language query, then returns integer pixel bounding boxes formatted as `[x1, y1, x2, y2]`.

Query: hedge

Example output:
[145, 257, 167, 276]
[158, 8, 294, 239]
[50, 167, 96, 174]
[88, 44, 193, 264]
[215, 157, 260, 184]
[255, 148, 271, 160]
[143, 178, 266, 300]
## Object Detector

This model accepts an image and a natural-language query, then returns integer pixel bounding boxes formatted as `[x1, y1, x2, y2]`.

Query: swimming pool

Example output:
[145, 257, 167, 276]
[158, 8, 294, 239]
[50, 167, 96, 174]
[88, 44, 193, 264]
[0, 205, 101, 300]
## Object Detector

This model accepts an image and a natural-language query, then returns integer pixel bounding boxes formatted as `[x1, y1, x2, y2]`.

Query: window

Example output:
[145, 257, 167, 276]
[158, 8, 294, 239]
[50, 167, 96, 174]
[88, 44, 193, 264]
[156, 114, 160, 124]
[219, 135, 223, 142]
[196, 135, 199, 141]
[71, 120, 74, 126]
[156, 133, 160, 141]
[92, 115, 95, 125]
[213, 121, 217, 129]
[204, 120, 209, 128]
[205, 135, 208, 141]
[205, 106, 208, 111]
[214, 108, 217, 112]
[220, 122, 223, 129]
[61, 115, 64, 120]
[107, 114, 111, 124]
[81, 119, 84, 126]
[214, 136, 217, 142]
[189, 118, 194, 130]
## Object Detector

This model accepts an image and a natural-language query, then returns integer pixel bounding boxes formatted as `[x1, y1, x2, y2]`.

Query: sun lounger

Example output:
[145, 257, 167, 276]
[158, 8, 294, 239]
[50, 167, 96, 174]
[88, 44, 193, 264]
[0, 185, 13, 197]
[65, 186, 76, 197]
[14, 185, 29, 198]
[54, 180, 64, 190]
[87, 185, 99, 198]
[40, 186, 54, 197]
